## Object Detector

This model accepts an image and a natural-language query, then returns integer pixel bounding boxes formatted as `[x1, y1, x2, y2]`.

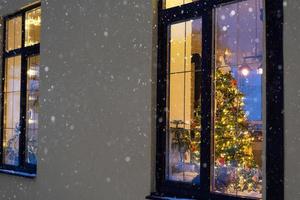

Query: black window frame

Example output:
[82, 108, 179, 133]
[0, 2, 41, 177]
[147, 0, 284, 199]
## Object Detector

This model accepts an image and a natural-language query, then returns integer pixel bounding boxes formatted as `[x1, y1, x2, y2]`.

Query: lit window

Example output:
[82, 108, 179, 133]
[213, 1, 264, 197]
[25, 7, 41, 47]
[5, 16, 22, 51]
[1, 3, 41, 176]
[167, 19, 202, 184]
[163, 0, 197, 9]
[148, 0, 283, 199]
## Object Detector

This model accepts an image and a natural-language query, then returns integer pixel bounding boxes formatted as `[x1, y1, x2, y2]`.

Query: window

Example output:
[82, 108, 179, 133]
[148, 0, 283, 199]
[163, 0, 198, 9]
[1, 3, 41, 176]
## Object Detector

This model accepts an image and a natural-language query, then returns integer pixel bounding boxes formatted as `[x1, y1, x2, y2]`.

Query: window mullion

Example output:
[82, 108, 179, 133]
[19, 13, 27, 167]
[200, 5, 213, 199]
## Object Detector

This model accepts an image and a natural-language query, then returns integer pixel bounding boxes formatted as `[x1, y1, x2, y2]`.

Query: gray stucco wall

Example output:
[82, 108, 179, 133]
[0, 0, 153, 199]
[284, 1, 300, 200]
[0, 0, 299, 200]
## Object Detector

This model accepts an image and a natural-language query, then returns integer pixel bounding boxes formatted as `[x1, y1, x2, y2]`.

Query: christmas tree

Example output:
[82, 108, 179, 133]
[214, 68, 255, 168]
[173, 54, 255, 169]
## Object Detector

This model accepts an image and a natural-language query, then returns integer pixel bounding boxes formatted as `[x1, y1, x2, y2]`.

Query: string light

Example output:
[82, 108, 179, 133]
[25, 16, 41, 27]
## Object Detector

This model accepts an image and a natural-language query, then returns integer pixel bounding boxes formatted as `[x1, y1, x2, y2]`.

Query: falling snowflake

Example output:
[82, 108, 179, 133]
[283, 1, 287, 7]
[69, 125, 75, 130]
[230, 10, 236, 16]
[51, 116, 56, 123]
[125, 156, 131, 162]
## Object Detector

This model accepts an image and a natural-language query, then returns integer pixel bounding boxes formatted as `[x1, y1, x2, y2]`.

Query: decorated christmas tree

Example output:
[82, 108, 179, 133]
[214, 68, 255, 168]
[172, 54, 255, 169]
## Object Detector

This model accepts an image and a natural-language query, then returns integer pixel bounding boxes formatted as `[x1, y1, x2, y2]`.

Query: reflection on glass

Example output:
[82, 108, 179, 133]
[164, 0, 197, 9]
[25, 8, 41, 46]
[3, 56, 21, 166]
[167, 19, 202, 184]
[213, 0, 263, 199]
[6, 16, 22, 51]
[26, 55, 40, 165]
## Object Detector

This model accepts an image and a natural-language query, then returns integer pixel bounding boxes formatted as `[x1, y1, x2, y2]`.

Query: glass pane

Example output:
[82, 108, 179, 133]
[3, 93, 21, 166]
[26, 55, 40, 165]
[167, 19, 202, 184]
[3, 129, 20, 166]
[213, 0, 263, 199]
[164, 0, 197, 9]
[25, 7, 41, 46]
[4, 56, 21, 93]
[3, 56, 22, 166]
[5, 16, 22, 51]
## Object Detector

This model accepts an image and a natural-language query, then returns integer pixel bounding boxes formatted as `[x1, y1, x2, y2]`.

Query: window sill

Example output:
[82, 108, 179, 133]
[146, 193, 260, 200]
[146, 194, 194, 200]
[0, 169, 36, 178]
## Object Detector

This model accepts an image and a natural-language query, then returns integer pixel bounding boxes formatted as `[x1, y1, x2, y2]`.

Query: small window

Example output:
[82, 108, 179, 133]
[163, 0, 198, 9]
[25, 7, 41, 47]
[1, 3, 41, 176]
[5, 16, 22, 51]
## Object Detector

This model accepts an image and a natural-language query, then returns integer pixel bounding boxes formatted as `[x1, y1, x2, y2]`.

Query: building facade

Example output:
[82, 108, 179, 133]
[0, 0, 298, 199]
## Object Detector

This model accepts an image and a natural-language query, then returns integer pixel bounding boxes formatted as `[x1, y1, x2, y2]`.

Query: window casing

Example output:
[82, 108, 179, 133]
[1, 3, 41, 176]
[149, 0, 284, 200]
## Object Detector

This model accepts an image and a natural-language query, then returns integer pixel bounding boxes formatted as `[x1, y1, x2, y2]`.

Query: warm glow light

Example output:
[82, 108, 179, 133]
[25, 16, 41, 27]
[224, 48, 231, 56]
[29, 95, 37, 101]
[241, 68, 250, 76]
[239, 64, 251, 77]
[28, 119, 37, 124]
[27, 69, 38, 77]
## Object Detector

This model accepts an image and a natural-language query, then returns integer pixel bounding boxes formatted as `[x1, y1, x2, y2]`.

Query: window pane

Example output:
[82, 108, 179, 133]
[5, 16, 22, 51]
[25, 7, 41, 46]
[4, 56, 21, 93]
[213, 0, 263, 198]
[164, 0, 197, 9]
[167, 19, 202, 184]
[3, 129, 20, 166]
[3, 56, 22, 166]
[26, 55, 40, 165]
[3, 93, 21, 166]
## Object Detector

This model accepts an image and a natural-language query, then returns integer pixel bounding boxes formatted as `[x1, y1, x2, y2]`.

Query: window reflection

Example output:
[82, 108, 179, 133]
[213, 0, 263, 198]
[25, 8, 41, 46]
[5, 16, 22, 51]
[3, 56, 21, 166]
[167, 19, 202, 184]
[26, 55, 40, 165]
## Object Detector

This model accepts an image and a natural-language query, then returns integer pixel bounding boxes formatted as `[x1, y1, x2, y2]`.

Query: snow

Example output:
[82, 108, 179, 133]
[104, 31, 109, 37]
[230, 10, 236, 16]
[125, 156, 131, 162]
[50, 116, 56, 123]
